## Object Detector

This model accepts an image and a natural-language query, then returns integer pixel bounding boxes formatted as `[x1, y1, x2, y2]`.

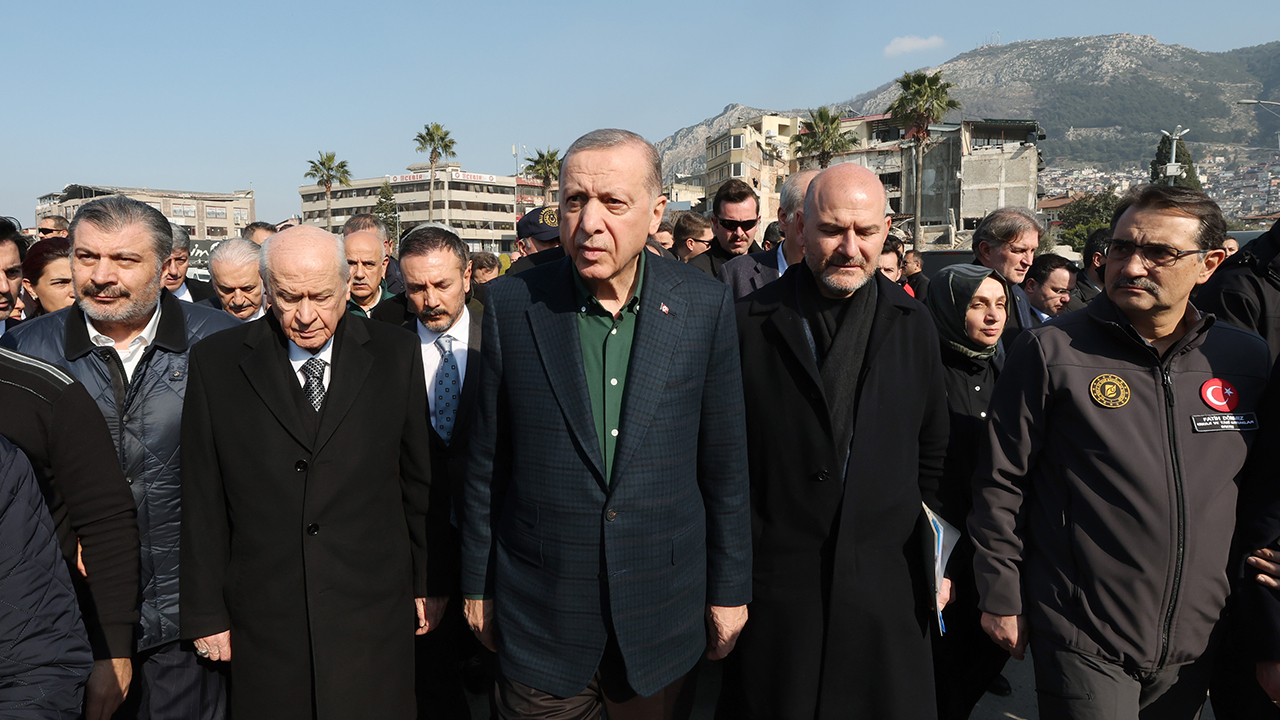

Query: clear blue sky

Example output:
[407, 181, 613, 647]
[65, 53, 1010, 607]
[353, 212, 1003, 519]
[6, 0, 1278, 224]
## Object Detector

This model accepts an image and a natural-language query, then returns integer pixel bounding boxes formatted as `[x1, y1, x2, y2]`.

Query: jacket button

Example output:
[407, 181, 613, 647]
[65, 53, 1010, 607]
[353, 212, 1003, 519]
[125, 476, 133, 484]
[816, 470, 832, 482]
[122, 414, 130, 423]
[295, 460, 308, 472]
[605, 509, 618, 522]
[307, 523, 320, 536]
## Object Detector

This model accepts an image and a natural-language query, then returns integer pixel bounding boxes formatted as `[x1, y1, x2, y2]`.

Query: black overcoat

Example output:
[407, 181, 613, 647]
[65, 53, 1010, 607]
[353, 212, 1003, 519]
[726, 270, 950, 720]
[179, 313, 433, 720]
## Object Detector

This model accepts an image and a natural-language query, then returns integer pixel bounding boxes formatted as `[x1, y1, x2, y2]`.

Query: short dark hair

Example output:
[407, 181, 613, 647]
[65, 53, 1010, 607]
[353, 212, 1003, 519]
[243, 221, 277, 238]
[40, 215, 70, 231]
[1082, 228, 1110, 265]
[470, 251, 500, 274]
[22, 237, 71, 282]
[657, 220, 674, 235]
[904, 249, 922, 263]
[673, 213, 713, 244]
[712, 179, 759, 218]
[972, 207, 1044, 258]
[763, 221, 782, 247]
[1024, 253, 1073, 286]
[70, 196, 173, 269]
[1110, 184, 1226, 252]
[400, 223, 469, 271]
[0, 217, 26, 259]
[881, 236, 904, 263]
[343, 213, 389, 243]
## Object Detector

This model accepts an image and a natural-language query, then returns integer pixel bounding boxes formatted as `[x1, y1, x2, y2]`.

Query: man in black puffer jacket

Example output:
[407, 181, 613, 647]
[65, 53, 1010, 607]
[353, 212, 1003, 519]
[1197, 219, 1280, 361]
[1, 196, 239, 720]
[0, 434, 94, 719]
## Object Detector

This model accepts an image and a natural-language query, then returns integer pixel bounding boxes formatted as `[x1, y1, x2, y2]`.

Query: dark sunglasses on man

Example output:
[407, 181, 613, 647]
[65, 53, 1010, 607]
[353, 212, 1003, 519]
[37, 227, 60, 235]
[715, 216, 760, 233]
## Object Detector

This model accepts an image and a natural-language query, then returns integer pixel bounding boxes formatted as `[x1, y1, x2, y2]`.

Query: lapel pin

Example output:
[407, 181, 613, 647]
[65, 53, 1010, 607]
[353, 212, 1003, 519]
[660, 303, 669, 315]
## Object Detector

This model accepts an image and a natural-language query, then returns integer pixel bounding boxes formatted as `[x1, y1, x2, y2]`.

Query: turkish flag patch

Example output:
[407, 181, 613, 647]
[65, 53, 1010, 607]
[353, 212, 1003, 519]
[1201, 378, 1239, 412]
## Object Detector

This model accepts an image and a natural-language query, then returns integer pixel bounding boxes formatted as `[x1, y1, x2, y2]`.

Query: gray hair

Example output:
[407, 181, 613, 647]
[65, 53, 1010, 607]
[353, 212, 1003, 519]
[344, 228, 386, 262]
[69, 196, 173, 270]
[972, 206, 1045, 257]
[169, 223, 191, 253]
[780, 170, 820, 218]
[209, 237, 261, 272]
[561, 128, 662, 199]
[342, 213, 389, 244]
[259, 230, 349, 296]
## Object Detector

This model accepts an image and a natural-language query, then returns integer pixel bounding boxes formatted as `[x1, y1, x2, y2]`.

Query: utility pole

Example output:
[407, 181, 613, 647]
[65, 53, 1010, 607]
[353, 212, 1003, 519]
[1159, 125, 1190, 185]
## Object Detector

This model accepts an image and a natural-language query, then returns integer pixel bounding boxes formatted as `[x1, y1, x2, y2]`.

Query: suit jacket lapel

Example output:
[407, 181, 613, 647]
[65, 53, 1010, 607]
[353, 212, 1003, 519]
[314, 316, 373, 455]
[757, 277, 824, 401]
[526, 260, 607, 484]
[240, 317, 314, 450]
[861, 275, 907, 381]
[610, 261, 687, 485]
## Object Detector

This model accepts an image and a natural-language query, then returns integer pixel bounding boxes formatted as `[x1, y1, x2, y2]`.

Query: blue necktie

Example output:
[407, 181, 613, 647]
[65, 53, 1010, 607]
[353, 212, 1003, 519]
[433, 336, 459, 444]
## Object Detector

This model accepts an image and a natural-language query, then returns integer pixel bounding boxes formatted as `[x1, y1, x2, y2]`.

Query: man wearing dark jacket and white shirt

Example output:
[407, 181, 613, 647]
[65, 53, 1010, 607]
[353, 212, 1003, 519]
[969, 185, 1268, 719]
[719, 170, 816, 300]
[2, 196, 239, 720]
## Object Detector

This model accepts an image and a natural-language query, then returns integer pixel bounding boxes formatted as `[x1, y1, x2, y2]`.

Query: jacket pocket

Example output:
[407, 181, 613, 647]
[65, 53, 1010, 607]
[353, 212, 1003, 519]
[671, 524, 701, 566]
[499, 525, 543, 568]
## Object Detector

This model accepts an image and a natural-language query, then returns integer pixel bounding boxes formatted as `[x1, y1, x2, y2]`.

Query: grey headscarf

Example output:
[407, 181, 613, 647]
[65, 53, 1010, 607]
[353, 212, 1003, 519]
[926, 264, 1007, 360]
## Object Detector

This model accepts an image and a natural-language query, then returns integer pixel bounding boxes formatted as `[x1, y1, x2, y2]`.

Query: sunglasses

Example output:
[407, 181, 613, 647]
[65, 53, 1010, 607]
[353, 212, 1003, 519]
[715, 216, 759, 233]
[37, 227, 59, 235]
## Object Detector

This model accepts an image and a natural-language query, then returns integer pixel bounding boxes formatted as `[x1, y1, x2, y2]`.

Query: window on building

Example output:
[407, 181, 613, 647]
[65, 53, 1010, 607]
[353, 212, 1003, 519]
[731, 163, 744, 178]
[206, 206, 227, 219]
[208, 226, 228, 237]
[731, 135, 744, 150]
[172, 203, 195, 217]
[234, 208, 249, 224]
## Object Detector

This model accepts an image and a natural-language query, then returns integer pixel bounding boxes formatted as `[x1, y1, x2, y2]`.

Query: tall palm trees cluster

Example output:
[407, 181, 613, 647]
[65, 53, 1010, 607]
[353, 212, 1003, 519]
[303, 124, 565, 234]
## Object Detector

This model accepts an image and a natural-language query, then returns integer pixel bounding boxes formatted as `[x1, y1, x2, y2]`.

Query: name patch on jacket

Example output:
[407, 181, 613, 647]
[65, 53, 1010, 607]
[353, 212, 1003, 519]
[1190, 413, 1258, 433]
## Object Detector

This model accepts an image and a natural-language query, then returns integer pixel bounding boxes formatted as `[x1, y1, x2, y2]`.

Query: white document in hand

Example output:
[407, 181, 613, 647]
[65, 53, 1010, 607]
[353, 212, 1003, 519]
[923, 503, 960, 634]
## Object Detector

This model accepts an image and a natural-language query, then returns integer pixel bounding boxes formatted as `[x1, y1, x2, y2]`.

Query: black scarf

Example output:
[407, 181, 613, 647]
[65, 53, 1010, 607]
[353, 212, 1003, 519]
[796, 263, 877, 475]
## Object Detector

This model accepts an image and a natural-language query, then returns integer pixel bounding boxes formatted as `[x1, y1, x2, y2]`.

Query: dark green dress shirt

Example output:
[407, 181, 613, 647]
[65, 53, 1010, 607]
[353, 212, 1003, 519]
[573, 252, 646, 485]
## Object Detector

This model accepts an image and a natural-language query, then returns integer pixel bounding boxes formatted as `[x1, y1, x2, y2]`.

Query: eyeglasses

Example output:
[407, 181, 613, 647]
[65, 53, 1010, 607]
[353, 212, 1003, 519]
[715, 216, 759, 233]
[688, 236, 712, 245]
[1104, 239, 1204, 268]
[37, 227, 59, 235]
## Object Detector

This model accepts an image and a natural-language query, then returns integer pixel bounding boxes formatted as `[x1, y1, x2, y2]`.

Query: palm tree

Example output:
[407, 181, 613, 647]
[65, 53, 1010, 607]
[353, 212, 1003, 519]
[413, 123, 457, 221]
[303, 151, 353, 232]
[886, 70, 961, 244]
[790, 107, 859, 169]
[523, 147, 561, 205]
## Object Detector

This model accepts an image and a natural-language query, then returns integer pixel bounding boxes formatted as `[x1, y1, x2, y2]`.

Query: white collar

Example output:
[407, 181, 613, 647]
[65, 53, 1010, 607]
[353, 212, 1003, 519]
[88, 301, 162, 350]
[776, 243, 789, 274]
[288, 334, 335, 365]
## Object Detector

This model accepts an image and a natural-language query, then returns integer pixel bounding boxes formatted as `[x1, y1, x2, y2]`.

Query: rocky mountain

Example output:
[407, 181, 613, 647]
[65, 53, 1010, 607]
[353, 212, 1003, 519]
[654, 34, 1280, 180]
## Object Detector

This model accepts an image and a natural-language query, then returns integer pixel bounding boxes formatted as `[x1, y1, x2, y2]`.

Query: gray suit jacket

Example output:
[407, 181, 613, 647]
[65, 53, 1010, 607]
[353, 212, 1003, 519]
[719, 248, 781, 300]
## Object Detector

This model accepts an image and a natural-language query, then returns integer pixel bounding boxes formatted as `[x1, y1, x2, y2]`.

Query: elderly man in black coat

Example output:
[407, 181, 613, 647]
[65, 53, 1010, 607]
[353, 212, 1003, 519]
[722, 163, 951, 720]
[180, 225, 436, 720]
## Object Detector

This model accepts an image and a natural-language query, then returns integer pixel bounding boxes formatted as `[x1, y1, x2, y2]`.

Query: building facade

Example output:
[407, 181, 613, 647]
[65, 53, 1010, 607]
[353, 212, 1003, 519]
[36, 184, 255, 244]
[703, 114, 802, 220]
[299, 163, 525, 253]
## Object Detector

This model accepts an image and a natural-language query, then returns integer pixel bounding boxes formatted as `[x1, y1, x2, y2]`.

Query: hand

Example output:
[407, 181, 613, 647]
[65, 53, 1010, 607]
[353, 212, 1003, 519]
[77, 540, 88, 578]
[981, 612, 1028, 661]
[705, 604, 748, 660]
[415, 596, 449, 635]
[938, 577, 954, 612]
[193, 630, 231, 662]
[83, 658, 131, 720]
[1248, 547, 1280, 588]
[464, 598, 496, 652]
[1258, 661, 1280, 702]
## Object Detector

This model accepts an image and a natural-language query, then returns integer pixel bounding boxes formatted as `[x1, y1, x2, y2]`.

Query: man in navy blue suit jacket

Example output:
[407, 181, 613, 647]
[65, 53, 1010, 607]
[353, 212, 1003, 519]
[462, 129, 752, 719]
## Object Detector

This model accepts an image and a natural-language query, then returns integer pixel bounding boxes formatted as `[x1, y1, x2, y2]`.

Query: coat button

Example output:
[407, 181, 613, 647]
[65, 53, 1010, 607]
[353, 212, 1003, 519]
[307, 523, 320, 536]
[125, 476, 133, 484]
[122, 414, 131, 423]
[295, 460, 308, 472]
[605, 509, 618, 522]
[816, 470, 832, 482]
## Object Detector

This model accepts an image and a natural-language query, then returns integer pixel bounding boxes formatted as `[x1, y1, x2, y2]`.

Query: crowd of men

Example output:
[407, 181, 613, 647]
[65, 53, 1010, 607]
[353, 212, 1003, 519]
[3, 126, 1280, 720]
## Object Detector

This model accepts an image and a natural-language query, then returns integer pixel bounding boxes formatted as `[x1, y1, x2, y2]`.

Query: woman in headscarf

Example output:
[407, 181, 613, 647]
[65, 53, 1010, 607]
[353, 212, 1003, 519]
[925, 264, 1011, 720]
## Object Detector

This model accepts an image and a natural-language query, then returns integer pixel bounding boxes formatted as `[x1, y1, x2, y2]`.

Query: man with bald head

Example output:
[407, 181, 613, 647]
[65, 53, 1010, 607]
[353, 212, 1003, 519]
[180, 225, 437, 720]
[719, 169, 818, 300]
[725, 163, 950, 719]
[344, 230, 392, 317]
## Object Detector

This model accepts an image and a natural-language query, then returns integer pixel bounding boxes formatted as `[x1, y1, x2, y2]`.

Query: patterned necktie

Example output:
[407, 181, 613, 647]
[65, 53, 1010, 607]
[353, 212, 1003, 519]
[433, 336, 459, 444]
[301, 357, 327, 411]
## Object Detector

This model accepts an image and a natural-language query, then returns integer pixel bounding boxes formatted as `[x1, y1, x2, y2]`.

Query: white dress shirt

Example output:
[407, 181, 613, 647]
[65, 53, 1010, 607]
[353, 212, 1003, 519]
[287, 335, 335, 391]
[172, 282, 193, 303]
[88, 302, 163, 382]
[776, 243, 789, 275]
[417, 305, 470, 417]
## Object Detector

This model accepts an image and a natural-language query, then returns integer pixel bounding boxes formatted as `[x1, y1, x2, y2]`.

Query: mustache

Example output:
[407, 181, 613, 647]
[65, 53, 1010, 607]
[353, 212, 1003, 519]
[80, 282, 129, 299]
[825, 252, 866, 269]
[1111, 277, 1159, 293]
